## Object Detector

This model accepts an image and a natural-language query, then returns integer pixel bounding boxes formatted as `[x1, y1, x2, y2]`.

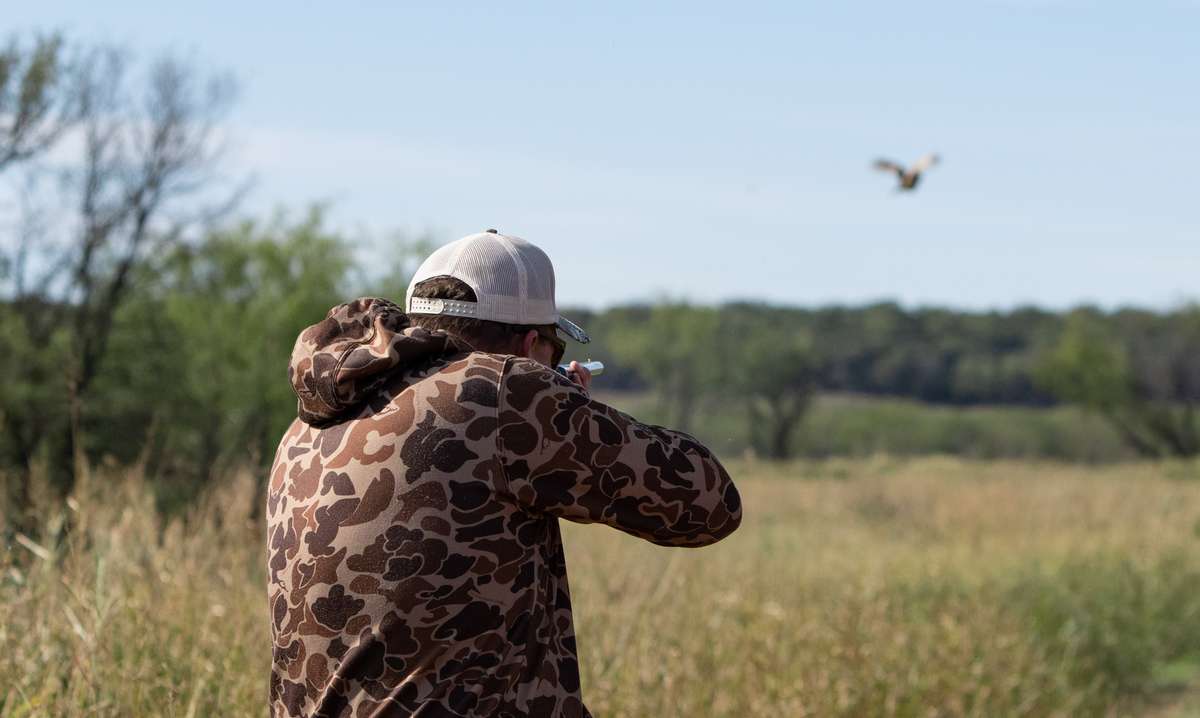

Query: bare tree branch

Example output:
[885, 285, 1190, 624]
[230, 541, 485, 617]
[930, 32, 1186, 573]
[0, 33, 78, 172]
[64, 51, 238, 401]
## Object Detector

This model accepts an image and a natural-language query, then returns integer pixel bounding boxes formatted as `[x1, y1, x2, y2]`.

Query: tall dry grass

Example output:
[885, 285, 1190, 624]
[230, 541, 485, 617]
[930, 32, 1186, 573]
[1, 468, 264, 716]
[3, 458, 1200, 716]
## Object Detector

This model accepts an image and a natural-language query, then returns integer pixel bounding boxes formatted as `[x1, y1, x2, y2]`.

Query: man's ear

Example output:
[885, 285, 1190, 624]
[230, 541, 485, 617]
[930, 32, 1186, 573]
[519, 329, 539, 358]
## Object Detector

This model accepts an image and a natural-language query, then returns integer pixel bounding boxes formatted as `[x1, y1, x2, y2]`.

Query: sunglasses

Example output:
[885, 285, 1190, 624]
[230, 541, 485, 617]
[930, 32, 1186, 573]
[509, 325, 565, 366]
[537, 329, 566, 366]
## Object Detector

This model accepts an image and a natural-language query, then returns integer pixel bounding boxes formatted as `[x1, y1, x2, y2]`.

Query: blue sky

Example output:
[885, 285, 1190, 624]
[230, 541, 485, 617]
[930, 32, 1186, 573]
[9, 2, 1199, 310]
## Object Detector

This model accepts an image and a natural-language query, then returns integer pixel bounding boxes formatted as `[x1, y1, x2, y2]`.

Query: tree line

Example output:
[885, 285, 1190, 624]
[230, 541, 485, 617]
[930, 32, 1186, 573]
[576, 302, 1200, 461]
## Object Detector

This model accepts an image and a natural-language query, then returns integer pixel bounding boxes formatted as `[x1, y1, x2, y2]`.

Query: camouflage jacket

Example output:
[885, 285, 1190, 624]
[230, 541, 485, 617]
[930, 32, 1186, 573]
[267, 298, 742, 717]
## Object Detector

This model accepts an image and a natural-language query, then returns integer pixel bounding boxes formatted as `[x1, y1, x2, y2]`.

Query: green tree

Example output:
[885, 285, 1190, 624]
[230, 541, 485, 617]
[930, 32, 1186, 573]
[90, 211, 353, 503]
[1, 32, 78, 525]
[725, 316, 816, 460]
[608, 303, 720, 433]
[1037, 309, 1200, 457]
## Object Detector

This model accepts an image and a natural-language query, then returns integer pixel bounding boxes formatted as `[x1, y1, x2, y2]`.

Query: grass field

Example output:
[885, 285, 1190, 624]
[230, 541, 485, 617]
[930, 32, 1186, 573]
[3, 458, 1200, 716]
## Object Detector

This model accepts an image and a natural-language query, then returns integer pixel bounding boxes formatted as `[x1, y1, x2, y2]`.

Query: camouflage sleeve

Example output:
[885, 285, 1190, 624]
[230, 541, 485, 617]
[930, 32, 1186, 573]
[496, 357, 742, 547]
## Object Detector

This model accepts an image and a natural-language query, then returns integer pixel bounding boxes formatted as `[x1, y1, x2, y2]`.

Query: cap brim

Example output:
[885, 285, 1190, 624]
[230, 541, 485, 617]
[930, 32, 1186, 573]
[556, 316, 590, 344]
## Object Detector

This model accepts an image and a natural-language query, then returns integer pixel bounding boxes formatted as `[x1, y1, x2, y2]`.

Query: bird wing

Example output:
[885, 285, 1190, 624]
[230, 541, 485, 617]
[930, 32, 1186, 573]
[873, 159, 905, 176]
[909, 153, 940, 173]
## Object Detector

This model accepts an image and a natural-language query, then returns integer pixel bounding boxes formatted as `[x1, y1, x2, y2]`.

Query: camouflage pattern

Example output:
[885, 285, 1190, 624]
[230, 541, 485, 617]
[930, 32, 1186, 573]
[268, 298, 742, 717]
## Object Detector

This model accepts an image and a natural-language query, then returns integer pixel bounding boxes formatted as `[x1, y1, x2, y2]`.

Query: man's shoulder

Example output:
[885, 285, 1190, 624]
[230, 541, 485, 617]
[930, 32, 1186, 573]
[428, 351, 517, 399]
[454, 350, 511, 379]
[323, 352, 573, 431]
[456, 352, 569, 393]
[299, 352, 511, 433]
[372, 350, 508, 396]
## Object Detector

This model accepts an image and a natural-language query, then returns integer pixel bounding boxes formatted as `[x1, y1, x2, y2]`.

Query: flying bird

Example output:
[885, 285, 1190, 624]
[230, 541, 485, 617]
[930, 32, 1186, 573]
[873, 153, 940, 191]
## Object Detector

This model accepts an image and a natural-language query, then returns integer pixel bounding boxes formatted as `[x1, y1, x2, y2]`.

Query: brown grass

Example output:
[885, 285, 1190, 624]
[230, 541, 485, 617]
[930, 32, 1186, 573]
[3, 457, 1200, 716]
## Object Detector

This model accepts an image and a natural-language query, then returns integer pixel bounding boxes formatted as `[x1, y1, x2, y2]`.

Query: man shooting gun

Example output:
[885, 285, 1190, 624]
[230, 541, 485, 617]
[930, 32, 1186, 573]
[266, 229, 742, 717]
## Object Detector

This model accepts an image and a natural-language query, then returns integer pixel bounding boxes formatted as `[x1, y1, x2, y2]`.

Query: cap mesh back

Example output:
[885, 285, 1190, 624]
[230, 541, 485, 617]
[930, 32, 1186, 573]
[465, 242, 521, 298]
[520, 240, 555, 306]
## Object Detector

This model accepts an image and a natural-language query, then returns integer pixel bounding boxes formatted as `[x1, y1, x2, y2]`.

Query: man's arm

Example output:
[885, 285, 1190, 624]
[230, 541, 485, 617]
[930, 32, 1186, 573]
[496, 357, 742, 547]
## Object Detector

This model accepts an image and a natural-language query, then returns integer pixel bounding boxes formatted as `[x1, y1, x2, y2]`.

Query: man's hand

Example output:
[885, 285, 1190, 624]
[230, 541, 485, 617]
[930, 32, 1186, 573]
[565, 360, 592, 393]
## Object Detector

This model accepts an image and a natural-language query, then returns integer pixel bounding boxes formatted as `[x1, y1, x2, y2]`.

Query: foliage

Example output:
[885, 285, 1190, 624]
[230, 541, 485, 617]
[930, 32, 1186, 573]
[598, 391, 1132, 463]
[1037, 308, 1200, 457]
[1037, 311, 1132, 411]
[575, 301, 1067, 407]
[0, 309, 70, 521]
[603, 303, 721, 433]
[0, 31, 238, 499]
[87, 211, 353, 501]
[594, 304, 820, 458]
[722, 311, 816, 459]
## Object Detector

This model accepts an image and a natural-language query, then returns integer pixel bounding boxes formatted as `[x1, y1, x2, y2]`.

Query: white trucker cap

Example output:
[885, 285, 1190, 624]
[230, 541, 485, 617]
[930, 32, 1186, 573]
[405, 229, 590, 344]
